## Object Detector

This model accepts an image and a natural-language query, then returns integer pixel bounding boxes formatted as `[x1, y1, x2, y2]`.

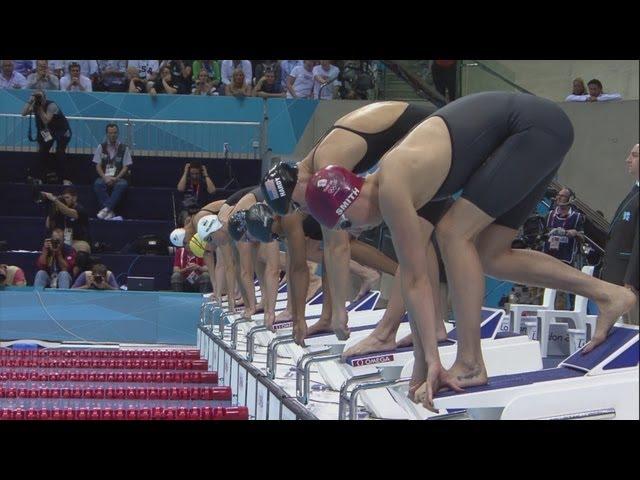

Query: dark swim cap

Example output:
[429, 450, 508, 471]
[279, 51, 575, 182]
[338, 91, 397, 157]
[228, 210, 248, 242]
[305, 165, 365, 228]
[246, 203, 277, 243]
[260, 162, 298, 216]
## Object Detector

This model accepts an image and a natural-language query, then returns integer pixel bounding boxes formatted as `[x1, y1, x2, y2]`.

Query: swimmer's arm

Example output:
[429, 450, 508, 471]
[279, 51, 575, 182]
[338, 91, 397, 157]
[379, 186, 441, 365]
[283, 213, 310, 323]
[220, 242, 237, 311]
[203, 249, 216, 293]
[214, 246, 226, 303]
[234, 193, 256, 212]
[262, 243, 280, 315]
[236, 242, 257, 311]
[321, 226, 351, 318]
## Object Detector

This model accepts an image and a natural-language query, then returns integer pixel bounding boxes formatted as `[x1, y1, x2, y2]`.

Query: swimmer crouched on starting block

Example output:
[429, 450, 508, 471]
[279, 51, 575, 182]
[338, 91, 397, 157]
[304, 91, 636, 411]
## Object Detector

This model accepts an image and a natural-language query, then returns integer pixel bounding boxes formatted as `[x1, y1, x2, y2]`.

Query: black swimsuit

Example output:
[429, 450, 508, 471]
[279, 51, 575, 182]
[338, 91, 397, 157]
[427, 91, 574, 229]
[314, 103, 436, 175]
[302, 215, 323, 241]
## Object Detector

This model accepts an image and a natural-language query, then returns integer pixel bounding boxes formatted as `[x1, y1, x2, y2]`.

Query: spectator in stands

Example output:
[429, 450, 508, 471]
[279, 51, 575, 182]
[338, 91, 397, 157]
[225, 69, 252, 97]
[542, 188, 585, 266]
[60, 60, 98, 81]
[174, 65, 195, 95]
[26, 60, 60, 90]
[192, 60, 221, 87]
[149, 65, 178, 95]
[13, 60, 34, 77]
[93, 123, 132, 220]
[160, 60, 192, 79]
[280, 60, 302, 90]
[312, 60, 340, 99]
[60, 62, 92, 92]
[567, 77, 588, 99]
[566, 78, 623, 102]
[171, 245, 212, 293]
[253, 68, 285, 98]
[95, 60, 128, 92]
[0, 264, 27, 287]
[127, 59, 159, 92]
[177, 161, 215, 206]
[221, 60, 252, 86]
[192, 69, 219, 96]
[127, 66, 148, 93]
[22, 90, 72, 185]
[286, 60, 315, 99]
[44, 186, 91, 256]
[254, 60, 281, 87]
[0, 60, 27, 89]
[72, 263, 119, 290]
[431, 60, 458, 102]
[601, 143, 639, 324]
[34, 227, 76, 289]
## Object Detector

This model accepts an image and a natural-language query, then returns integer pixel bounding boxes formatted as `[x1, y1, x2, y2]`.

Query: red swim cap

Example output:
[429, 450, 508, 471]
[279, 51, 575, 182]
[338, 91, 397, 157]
[305, 165, 365, 228]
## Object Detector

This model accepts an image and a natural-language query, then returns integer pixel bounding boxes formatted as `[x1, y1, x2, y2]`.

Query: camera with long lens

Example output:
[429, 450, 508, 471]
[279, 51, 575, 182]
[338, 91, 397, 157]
[32, 91, 45, 105]
[93, 275, 104, 284]
[51, 238, 60, 250]
[0, 272, 6, 284]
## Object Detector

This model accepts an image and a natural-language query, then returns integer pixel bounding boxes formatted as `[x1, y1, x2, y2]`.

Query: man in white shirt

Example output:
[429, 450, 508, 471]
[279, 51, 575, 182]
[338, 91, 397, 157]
[312, 60, 340, 100]
[127, 60, 159, 91]
[565, 78, 622, 102]
[280, 60, 302, 89]
[0, 60, 27, 89]
[221, 60, 252, 86]
[286, 60, 315, 99]
[60, 62, 93, 92]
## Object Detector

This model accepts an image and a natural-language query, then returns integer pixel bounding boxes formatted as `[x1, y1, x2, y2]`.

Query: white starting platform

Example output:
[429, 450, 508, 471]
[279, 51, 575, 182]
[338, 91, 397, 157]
[196, 283, 639, 420]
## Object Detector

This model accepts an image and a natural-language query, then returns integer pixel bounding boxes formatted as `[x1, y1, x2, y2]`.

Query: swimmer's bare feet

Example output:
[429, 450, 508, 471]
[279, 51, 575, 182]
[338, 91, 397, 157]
[583, 286, 636, 354]
[341, 330, 398, 361]
[306, 316, 333, 337]
[331, 309, 350, 341]
[416, 362, 478, 412]
[306, 275, 323, 301]
[356, 268, 380, 300]
[396, 334, 413, 349]
[275, 309, 292, 322]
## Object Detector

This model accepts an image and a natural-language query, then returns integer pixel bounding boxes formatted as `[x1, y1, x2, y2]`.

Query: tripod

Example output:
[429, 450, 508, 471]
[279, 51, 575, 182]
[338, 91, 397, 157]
[220, 143, 239, 190]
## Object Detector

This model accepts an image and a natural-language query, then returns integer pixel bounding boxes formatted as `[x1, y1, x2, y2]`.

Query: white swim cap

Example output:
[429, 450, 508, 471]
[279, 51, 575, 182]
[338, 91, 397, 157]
[197, 215, 223, 243]
[169, 228, 185, 247]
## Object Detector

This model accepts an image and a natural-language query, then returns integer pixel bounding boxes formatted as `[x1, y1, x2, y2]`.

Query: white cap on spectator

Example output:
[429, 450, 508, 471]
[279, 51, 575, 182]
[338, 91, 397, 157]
[197, 215, 223, 243]
[170, 228, 186, 247]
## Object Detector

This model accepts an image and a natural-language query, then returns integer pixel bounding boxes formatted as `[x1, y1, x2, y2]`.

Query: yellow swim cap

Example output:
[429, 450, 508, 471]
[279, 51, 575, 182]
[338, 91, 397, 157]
[188, 233, 206, 258]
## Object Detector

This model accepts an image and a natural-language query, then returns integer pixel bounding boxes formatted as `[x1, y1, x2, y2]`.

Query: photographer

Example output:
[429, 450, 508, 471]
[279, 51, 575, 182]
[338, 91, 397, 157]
[44, 186, 91, 259]
[26, 60, 60, 90]
[34, 227, 76, 289]
[93, 123, 132, 220]
[0, 264, 27, 287]
[178, 162, 216, 223]
[542, 187, 585, 267]
[22, 89, 72, 185]
[72, 263, 119, 290]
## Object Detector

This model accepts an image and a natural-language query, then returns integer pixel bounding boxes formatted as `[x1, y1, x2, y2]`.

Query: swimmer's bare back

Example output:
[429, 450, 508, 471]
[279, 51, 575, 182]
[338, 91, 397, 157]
[303, 101, 414, 173]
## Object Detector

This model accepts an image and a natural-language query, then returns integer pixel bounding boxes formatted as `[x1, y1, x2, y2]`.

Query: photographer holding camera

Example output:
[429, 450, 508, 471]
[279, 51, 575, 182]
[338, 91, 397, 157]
[34, 227, 76, 289]
[93, 123, 132, 220]
[44, 186, 91, 261]
[22, 89, 72, 185]
[177, 161, 215, 209]
[71, 263, 119, 290]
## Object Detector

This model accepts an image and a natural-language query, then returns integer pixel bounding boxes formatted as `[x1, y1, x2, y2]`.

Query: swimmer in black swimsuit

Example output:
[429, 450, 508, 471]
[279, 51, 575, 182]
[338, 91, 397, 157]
[244, 202, 399, 344]
[305, 91, 637, 411]
[260, 102, 454, 353]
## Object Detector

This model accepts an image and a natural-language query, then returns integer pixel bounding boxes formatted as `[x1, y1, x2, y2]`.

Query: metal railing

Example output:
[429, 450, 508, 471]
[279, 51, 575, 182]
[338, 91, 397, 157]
[0, 113, 264, 159]
[459, 60, 532, 97]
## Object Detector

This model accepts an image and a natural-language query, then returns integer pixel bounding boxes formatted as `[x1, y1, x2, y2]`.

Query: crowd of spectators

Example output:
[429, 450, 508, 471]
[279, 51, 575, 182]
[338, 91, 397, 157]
[565, 77, 622, 102]
[1, 60, 344, 99]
